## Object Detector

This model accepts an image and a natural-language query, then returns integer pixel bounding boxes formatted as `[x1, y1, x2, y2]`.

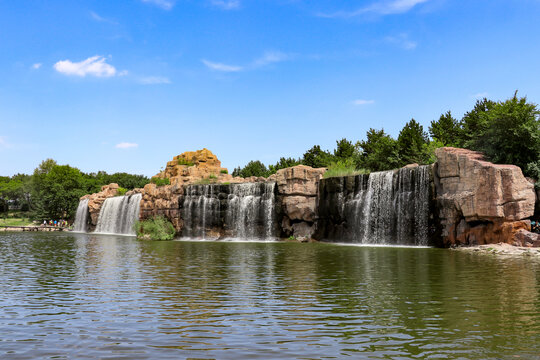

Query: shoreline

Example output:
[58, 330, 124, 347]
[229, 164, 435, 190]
[453, 243, 540, 257]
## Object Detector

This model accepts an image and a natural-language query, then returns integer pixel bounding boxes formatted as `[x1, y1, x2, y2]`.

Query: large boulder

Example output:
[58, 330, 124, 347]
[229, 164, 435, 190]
[435, 147, 536, 246]
[276, 165, 326, 196]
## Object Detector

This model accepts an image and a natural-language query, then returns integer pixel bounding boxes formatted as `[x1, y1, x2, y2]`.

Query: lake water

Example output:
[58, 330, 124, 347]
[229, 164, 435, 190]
[1, 232, 539, 359]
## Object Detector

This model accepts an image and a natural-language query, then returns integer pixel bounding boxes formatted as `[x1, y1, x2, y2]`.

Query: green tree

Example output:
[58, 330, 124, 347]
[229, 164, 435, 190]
[268, 157, 302, 175]
[397, 119, 430, 165]
[232, 160, 269, 178]
[334, 138, 356, 159]
[302, 145, 334, 168]
[32, 163, 86, 220]
[460, 98, 496, 147]
[357, 128, 401, 171]
[474, 93, 540, 177]
[429, 111, 461, 146]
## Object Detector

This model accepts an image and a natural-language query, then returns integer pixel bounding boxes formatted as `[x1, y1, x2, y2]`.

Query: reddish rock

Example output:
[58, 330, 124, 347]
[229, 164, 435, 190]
[81, 183, 119, 226]
[282, 196, 317, 222]
[276, 165, 326, 196]
[435, 147, 536, 246]
[276, 165, 326, 240]
[513, 229, 540, 247]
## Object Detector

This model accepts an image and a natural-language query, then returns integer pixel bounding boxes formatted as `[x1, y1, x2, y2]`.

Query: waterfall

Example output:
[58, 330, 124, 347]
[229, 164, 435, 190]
[181, 182, 276, 240]
[73, 198, 90, 232]
[94, 194, 142, 235]
[317, 165, 431, 245]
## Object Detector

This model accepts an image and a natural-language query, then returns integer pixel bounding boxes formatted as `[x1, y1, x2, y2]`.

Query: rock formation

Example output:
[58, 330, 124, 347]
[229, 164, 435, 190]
[434, 147, 536, 246]
[275, 165, 326, 240]
[81, 183, 119, 229]
[153, 148, 233, 185]
[139, 183, 184, 232]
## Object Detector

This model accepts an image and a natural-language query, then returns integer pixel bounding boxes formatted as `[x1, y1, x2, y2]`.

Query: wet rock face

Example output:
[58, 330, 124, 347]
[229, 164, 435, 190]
[435, 147, 536, 247]
[315, 166, 433, 246]
[275, 165, 326, 240]
[180, 183, 277, 240]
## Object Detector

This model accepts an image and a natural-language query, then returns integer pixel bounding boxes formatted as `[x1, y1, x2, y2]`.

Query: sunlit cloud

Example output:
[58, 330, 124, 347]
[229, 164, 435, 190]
[318, 0, 430, 18]
[115, 142, 139, 149]
[141, 0, 174, 10]
[353, 99, 375, 105]
[202, 59, 243, 72]
[31, 63, 42, 70]
[54, 56, 119, 77]
[211, 0, 240, 10]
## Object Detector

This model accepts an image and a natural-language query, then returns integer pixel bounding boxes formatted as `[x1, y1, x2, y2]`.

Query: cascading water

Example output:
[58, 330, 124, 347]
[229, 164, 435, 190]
[73, 198, 90, 232]
[94, 194, 142, 235]
[181, 182, 276, 240]
[317, 165, 431, 245]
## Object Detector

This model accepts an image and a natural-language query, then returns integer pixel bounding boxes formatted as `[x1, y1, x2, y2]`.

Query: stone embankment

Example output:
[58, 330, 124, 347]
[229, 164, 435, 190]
[434, 147, 539, 247]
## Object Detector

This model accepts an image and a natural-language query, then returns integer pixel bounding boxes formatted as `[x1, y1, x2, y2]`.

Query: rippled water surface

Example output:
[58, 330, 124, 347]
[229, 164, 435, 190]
[1, 232, 539, 359]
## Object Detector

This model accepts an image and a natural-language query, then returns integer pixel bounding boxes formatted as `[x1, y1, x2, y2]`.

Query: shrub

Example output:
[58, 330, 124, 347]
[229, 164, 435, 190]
[220, 169, 228, 174]
[209, 173, 217, 179]
[150, 177, 170, 186]
[323, 158, 369, 179]
[135, 216, 176, 241]
[117, 187, 128, 196]
[177, 158, 194, 166]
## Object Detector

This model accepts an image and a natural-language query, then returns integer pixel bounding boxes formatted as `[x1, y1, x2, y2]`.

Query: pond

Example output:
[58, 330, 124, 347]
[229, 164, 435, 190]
[1, 232, 539, 359]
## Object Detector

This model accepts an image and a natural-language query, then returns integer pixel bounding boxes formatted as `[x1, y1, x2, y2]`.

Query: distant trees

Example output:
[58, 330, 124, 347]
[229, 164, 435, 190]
[0, 159, 150, 221]
[232, 93, 540, 183]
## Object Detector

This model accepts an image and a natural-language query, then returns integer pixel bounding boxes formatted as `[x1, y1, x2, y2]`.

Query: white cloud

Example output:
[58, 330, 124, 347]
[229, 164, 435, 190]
[115, 142, 139, 149]
[472, 92, 489, 99]
[90, 11, 117, 24]
[54, 56, 119, 77]
[202, 51, 290, 73]
[252, 51, 290, 68]
[386, 33, 417, 50]
[202, 59, 243, 72]
[32, 63, 42, 70]
[353, 99, 375, 105]
[211, 0, 240, 10]
[139, 76, 171, 84]
[141, 0, 174, 10]
[319, 0, 430, 18]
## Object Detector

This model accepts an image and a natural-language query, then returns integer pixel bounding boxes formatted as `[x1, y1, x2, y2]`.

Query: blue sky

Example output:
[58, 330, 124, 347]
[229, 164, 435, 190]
[1, 0, 540, 176]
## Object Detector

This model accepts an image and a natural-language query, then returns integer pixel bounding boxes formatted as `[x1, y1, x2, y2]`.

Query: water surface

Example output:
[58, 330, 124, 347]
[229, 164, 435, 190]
[1, 232, 539, 359]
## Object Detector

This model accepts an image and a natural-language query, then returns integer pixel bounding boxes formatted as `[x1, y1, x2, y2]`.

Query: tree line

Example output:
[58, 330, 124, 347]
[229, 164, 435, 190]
[233, 93, 540, 184]
[0, 159, 149, 221]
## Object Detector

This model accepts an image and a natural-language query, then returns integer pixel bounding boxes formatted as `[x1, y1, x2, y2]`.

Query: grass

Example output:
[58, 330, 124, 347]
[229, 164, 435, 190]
[177, 158, 194, 166]
[220, 169, 228, 174]
[209, 173, 218, 180]
[135, 216, 176, 241]
[117, 187, 128, 196]
[0, 216, 34, 226]
[151, 177, 171, 186]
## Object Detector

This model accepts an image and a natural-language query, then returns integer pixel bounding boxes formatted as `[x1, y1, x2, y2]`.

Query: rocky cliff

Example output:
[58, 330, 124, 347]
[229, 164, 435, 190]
[275, 165, 326, 240]
[139, 183, 184, 232]
[434, 147, 537, 247]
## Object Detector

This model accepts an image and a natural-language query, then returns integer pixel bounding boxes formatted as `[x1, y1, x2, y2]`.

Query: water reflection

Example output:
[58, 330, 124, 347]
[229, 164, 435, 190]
[0, 232, 539, 359]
